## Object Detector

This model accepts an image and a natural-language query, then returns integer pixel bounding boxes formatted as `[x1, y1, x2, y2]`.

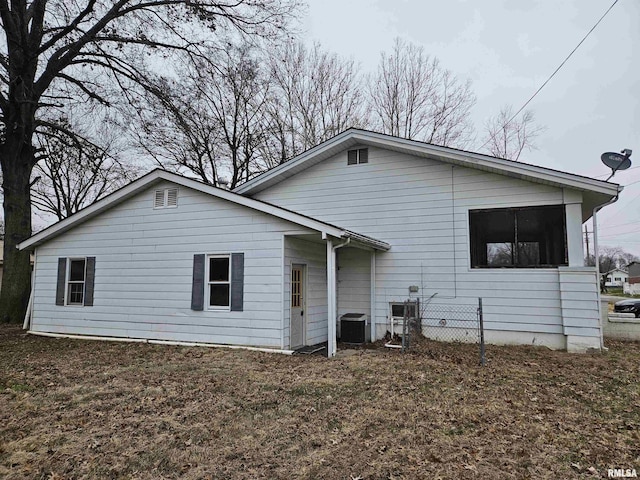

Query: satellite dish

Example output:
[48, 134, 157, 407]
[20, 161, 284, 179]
[601, 149, 632, 180]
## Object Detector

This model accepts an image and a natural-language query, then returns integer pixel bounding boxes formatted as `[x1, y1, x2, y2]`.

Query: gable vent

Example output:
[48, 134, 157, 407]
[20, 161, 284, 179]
[166, 188, 178, 207]
[154, 187, 179, 209]
[154, 189, 165, 208]
[347, 148, 369, 165]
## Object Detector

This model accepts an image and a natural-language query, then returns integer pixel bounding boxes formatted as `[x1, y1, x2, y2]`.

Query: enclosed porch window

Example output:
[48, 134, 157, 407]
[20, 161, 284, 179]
[469, 205, 567, 268]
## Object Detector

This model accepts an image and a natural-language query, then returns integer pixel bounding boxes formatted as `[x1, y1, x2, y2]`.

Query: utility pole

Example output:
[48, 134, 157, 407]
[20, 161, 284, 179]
[584, 225, 590, 260]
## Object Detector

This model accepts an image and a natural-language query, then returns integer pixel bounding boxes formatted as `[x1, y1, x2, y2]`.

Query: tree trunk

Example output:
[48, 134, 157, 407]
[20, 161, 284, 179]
[0, 146, 34, 324]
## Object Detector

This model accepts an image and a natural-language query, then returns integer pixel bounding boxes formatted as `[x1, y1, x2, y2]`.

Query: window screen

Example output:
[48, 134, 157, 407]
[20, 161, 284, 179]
[469, 205, 567, 268]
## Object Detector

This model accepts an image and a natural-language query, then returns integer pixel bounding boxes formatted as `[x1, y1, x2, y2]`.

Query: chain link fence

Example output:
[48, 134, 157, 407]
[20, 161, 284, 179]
[385, 297, 486, 366]
[421, 298, 485, 365]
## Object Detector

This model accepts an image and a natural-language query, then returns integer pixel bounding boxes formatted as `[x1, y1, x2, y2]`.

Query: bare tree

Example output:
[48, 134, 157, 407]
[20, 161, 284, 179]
[483, 105, 543, 161]
[32, 119, 137, 220]
[0, 0, 299, 323]
[368, 38, 476, 147]
[264, 41, 366, 163]
[587, 245, 639, 273]
[134, 42, 270, 188]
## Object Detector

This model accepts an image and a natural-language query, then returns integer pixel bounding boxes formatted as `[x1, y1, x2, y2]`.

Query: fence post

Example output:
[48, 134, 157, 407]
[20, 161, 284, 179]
[478, 297, 486, 366]
[401, 300, 407, 353]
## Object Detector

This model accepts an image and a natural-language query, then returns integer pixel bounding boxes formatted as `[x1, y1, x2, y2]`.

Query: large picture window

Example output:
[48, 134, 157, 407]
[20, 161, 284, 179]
[469, 205, 567, 268]
[207, 255, 231, 308]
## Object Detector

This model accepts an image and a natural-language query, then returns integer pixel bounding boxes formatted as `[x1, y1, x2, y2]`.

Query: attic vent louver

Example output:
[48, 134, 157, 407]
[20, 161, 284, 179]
[154, 187, 178, 209]
[347, 148, 368, 165]
[166, 188, 178, 207]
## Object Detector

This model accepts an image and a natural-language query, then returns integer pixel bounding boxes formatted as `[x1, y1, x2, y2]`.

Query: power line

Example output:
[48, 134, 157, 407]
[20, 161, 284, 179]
[599, 190, 640, 226]
[600, 220, 640, 229]
[624, 178, 640, 188]
[600, 224, 640, 234]
[479, 0, 621, 154]
[595, 165, 640, 179]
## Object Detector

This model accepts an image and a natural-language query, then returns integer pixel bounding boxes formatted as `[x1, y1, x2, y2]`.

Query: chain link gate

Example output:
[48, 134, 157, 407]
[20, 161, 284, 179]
[420, 297, 486, 366]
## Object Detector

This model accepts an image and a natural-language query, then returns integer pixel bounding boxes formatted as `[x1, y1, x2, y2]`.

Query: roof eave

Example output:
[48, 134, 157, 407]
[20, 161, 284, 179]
[18, 169, 391, 251]
[235, 129, 620, 199]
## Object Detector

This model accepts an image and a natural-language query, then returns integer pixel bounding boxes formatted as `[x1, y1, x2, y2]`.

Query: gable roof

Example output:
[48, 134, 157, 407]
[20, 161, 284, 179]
[605, 268, 628, 275]
[234, 129, 621, 220]
[17, 169, 390, 251]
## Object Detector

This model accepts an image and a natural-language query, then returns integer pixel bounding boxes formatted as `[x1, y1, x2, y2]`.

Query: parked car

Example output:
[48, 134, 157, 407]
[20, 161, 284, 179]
[614, 299, 640, 318]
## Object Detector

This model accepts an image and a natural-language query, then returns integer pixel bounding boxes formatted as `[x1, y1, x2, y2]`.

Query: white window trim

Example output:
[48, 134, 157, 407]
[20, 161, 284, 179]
[389, 301, 418, 320]
[347, 148, 368, 165]
[206, 254, 231, 311]
[467, 205, 568, 269]
[65, 257, 87, 307]
[153, 187, 179, 209]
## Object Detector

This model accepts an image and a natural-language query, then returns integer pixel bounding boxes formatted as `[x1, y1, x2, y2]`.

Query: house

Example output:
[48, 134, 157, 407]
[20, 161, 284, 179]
[18, 129, 621, 355]
[605, 268, 628, 287]
[628, 262, 640, 284]
[623, 262, 640, 295]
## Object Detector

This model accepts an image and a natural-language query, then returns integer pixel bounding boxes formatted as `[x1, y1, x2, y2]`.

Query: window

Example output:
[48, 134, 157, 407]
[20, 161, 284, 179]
[390, 302, 417, 319]
[615, 277, 622, 282]
[291, 267, 302, 308]
[67, 259, 86, 305]
[154, 187, 178, 209]
[469, 205, 567, 268]
[207, 255, 231, 308]
[347, 148, 368, 165]
[56, 257, 95, 307]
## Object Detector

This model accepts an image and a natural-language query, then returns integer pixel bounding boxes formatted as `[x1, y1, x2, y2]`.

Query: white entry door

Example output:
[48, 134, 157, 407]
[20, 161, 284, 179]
[290, 264, 306, 349]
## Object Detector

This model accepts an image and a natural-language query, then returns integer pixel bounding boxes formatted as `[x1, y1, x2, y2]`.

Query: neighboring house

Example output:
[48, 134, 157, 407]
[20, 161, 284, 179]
[629, 262, 640, 285]
[18, 129, 621, 354]
[624, 262, 640, 295]
[605, 268, 628, 287]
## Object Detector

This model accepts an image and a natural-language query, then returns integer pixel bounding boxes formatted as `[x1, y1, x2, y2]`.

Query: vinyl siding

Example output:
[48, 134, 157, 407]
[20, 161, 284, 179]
[337, 247, 371, 319]
[31, 181, 314, 347]
[283, 236, 327, 348]
[254, 146, 597, 341]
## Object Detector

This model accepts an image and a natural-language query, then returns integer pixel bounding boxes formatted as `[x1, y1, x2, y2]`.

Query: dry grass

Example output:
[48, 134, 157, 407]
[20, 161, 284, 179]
[1, 325, 639, 479]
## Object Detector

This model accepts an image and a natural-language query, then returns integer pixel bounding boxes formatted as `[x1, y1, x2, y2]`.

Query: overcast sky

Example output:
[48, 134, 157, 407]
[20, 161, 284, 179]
[302, 0, 640, 256]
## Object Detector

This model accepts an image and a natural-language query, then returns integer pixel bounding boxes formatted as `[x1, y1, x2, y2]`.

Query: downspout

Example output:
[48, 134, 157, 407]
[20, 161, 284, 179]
[592, 188, 622, 349]
[23, 248, 36, 330]
[327, 237, 351, 358]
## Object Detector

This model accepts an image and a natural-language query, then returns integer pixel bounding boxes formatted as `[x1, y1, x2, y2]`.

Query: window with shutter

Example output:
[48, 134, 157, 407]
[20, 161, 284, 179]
[56, 257, 96, 306]
[191, 253, 244, 311]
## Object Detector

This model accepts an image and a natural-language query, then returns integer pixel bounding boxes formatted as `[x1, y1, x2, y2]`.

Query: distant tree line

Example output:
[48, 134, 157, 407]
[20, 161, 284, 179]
[586, 246, 640, 276]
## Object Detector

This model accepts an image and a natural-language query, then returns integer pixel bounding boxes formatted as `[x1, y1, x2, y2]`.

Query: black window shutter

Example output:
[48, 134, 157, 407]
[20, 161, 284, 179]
[56, 258, 67, 306]
[347, 150, 357, 165]
[191, 254, 205, 311]
[84, 257, 96, 306]
[358, 148, 369, 163]
[230, 253, 244, 312]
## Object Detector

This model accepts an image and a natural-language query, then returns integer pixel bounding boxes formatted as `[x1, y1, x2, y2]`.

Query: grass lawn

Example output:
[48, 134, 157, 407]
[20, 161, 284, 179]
[1, 325, 639, 479]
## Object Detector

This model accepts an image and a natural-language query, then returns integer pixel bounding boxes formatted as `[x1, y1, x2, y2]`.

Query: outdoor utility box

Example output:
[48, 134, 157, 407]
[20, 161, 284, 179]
[340, 313, 370, 344]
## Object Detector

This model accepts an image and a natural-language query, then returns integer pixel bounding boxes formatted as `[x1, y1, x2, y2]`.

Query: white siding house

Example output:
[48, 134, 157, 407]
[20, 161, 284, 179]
[20, 130, 621, 354]
[605, 269, 628, 287]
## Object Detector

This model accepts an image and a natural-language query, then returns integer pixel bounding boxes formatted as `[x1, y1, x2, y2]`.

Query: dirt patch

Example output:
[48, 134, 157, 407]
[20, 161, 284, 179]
[1, 326, 639, 479]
